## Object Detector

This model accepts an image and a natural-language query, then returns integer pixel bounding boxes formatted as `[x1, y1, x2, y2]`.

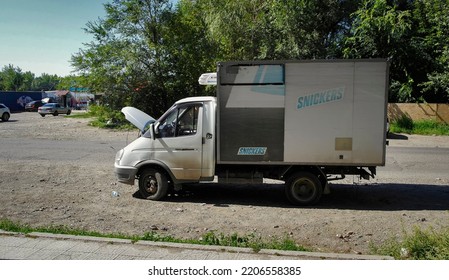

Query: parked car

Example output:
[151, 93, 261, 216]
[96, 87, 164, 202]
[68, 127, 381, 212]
[25, 100, 44, 112]
[0, 103, 11, 121]
[38, 103, 71, 117]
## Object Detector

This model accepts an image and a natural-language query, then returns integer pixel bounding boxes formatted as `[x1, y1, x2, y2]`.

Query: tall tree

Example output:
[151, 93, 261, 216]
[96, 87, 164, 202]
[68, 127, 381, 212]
[72, 0, 216, 116]
[416, 0, 449, 102]
[0, 64, 24, 91]
[200, 0, 359, 60]
[31, 73, 59, 91]
[344, 0, 449, 102]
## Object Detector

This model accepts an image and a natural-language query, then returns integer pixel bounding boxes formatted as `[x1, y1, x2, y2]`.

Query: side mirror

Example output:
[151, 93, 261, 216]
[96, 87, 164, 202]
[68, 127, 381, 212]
[153, 122, 160, 138]
[142, 123, 158, 139]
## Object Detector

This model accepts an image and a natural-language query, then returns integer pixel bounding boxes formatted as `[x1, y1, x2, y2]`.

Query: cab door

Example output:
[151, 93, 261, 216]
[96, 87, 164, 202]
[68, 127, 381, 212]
[153, 103, 203, 180]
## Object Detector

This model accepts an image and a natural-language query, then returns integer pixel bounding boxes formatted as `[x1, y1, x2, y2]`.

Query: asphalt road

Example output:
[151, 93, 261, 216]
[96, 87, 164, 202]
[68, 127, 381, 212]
[379, 145, 449, 184]
[1, 137, 123, 166]
[2, 136, 448, 184]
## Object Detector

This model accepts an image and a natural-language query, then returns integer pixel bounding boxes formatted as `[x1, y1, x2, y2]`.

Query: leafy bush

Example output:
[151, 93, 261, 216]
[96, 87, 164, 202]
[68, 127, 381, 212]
[371, 226, 449, 260]
[390, 115, 449, 135]
[392, 114, 414, 133]
[87, 104, 133, 129]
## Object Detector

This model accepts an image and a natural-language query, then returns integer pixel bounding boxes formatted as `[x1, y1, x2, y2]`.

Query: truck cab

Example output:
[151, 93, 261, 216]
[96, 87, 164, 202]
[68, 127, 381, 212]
[114, 96, 216, 199]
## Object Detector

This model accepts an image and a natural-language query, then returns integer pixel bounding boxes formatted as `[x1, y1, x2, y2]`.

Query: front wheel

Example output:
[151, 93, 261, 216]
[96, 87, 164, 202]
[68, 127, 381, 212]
[53, 111, 59, 116]
[66, 110, 71, 115]
[285, 172, 323, 206]
[1, 112, 10, 121]
[138, 168, 168, 200]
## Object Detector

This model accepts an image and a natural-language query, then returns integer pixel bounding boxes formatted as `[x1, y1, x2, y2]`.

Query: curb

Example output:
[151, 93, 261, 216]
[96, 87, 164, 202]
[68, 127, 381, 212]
[0, 230, 393, 260]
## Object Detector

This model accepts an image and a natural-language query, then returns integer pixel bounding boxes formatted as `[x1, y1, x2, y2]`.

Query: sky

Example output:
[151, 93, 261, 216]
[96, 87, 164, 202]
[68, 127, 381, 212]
[0, 0, 108, 77]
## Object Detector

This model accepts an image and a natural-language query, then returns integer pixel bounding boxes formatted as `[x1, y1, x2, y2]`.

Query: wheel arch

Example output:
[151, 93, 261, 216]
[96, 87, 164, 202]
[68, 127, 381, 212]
[135, 160, 175, 184]
[282, 165, 327, 188]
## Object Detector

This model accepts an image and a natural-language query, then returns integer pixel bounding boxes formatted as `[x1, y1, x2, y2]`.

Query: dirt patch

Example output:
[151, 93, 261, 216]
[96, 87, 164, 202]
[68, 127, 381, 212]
[1, 112, 449, 255]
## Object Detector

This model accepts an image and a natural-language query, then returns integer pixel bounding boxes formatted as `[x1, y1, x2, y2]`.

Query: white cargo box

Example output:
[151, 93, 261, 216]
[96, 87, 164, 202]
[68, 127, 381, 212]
[217, 60, 388, 166]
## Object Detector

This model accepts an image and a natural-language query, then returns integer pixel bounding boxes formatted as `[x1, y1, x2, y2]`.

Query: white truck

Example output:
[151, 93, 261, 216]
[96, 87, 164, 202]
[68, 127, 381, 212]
[114, 59, 389, 205]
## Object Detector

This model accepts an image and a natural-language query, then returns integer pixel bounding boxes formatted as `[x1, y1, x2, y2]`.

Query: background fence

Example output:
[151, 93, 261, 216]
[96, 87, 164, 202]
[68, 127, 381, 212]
[388, 103, 449, 124]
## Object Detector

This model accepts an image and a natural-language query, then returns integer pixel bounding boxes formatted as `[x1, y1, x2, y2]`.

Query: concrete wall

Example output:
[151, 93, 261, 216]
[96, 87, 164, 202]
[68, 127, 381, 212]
[388, 103, 449, 124]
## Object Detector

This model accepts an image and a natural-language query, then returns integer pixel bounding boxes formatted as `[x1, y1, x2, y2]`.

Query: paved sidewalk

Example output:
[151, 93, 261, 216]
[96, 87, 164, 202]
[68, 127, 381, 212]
[0, 230, 392, 260]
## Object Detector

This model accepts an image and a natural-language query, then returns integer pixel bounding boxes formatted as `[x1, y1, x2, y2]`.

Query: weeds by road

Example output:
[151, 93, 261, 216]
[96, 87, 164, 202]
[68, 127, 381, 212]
[391, 115, 449, 135]
[0, 218, 307, 253]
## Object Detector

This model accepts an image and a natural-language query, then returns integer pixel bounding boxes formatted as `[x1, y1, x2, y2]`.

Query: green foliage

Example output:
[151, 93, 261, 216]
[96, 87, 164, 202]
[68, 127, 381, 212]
[4, 0, 449, 105]
[0, 218, 308, 253]
[392, 114, 414, 132]
[87, 104, 133, 129]
[390, 116, 449, 135]
[371, 226, 449, 260]
[199, 231, 307, 252]
[0, 64, 61, 91]
[344, 0, 449, 102]
[0, 219, 131, 240]
[0, 64, 25, 91]
[412, 120, 449, 135]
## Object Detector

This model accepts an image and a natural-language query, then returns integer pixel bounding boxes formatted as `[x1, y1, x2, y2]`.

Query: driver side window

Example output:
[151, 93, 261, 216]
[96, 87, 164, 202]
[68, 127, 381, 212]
[158, 104, 200, 138]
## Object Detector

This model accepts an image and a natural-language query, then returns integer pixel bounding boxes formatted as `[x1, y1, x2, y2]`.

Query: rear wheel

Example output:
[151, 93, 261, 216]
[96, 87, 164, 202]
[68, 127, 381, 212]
[66, 110, 71, 115]
[138, 168, 168, 200]
[40, 114, 45, 117]
[285, 172, 323, 206]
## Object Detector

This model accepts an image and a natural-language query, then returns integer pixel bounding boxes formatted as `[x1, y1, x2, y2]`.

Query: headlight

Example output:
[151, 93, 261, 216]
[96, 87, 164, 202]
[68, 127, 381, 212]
[115, 149, 124, 162]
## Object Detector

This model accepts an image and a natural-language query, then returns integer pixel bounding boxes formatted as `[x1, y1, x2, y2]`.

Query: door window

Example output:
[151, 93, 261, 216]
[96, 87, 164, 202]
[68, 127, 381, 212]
[158, 104, 200, 138]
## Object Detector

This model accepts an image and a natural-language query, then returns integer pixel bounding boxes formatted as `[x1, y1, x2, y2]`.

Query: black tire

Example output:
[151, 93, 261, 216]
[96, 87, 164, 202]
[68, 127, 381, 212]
[1, 112, 10, 121]
[66, 110, 71, 115]
[285, 171, 323, 206]
[53, 111, 59, 116]
[40, 114, 45, 117]
[138, 168, 168, 200]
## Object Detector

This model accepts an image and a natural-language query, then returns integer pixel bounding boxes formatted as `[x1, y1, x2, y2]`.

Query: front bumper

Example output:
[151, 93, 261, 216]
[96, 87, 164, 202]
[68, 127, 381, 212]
[114, 163, 138, 185]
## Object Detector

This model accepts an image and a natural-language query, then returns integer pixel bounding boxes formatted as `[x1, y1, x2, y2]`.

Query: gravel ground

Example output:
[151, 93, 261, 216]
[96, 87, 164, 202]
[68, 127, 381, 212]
[1, 111, 449, 255]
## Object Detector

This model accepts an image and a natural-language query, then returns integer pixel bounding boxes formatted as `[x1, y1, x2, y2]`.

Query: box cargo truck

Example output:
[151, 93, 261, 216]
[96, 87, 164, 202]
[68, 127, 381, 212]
[114, 59, 389, 205]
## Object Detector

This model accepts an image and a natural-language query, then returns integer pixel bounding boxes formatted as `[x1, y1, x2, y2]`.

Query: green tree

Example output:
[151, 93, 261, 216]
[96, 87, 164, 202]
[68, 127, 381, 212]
[344, 0, 449, 102]
[31, 73, 60, 91]
[200, 0, 359, 60]
[269, 0, 359, 59]
[416, 0, 449, 102]
[19, 71, 35, 91]
[72, 0, 215, 116]
[0, 64, 24, 91]
[56, 75, 88, 91]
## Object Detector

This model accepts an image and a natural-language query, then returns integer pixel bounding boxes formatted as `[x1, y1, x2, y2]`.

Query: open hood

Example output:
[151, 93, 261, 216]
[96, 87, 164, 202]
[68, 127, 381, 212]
[121, 107, 156, 132]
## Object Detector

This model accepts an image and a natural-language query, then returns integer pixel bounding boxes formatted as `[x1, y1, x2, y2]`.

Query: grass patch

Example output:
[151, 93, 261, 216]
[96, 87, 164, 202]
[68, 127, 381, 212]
[65, 112, 92, 119]
[0, 219, 130, 240]
[194, 231, 308, 252]
[65, 105, 135, 130]
[390, 115, 449, 135]
[370, 226, 449, 260]
[0, 219, 308, 253]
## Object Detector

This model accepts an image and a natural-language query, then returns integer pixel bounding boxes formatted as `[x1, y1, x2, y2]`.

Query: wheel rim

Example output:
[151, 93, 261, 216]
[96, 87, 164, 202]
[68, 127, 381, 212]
[291, 178, 316, 202]
[143, 175, 158, 195]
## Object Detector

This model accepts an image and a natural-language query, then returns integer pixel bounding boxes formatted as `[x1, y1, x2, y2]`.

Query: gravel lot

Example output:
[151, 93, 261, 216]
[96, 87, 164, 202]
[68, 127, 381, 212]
[1, 111, 449, 255]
